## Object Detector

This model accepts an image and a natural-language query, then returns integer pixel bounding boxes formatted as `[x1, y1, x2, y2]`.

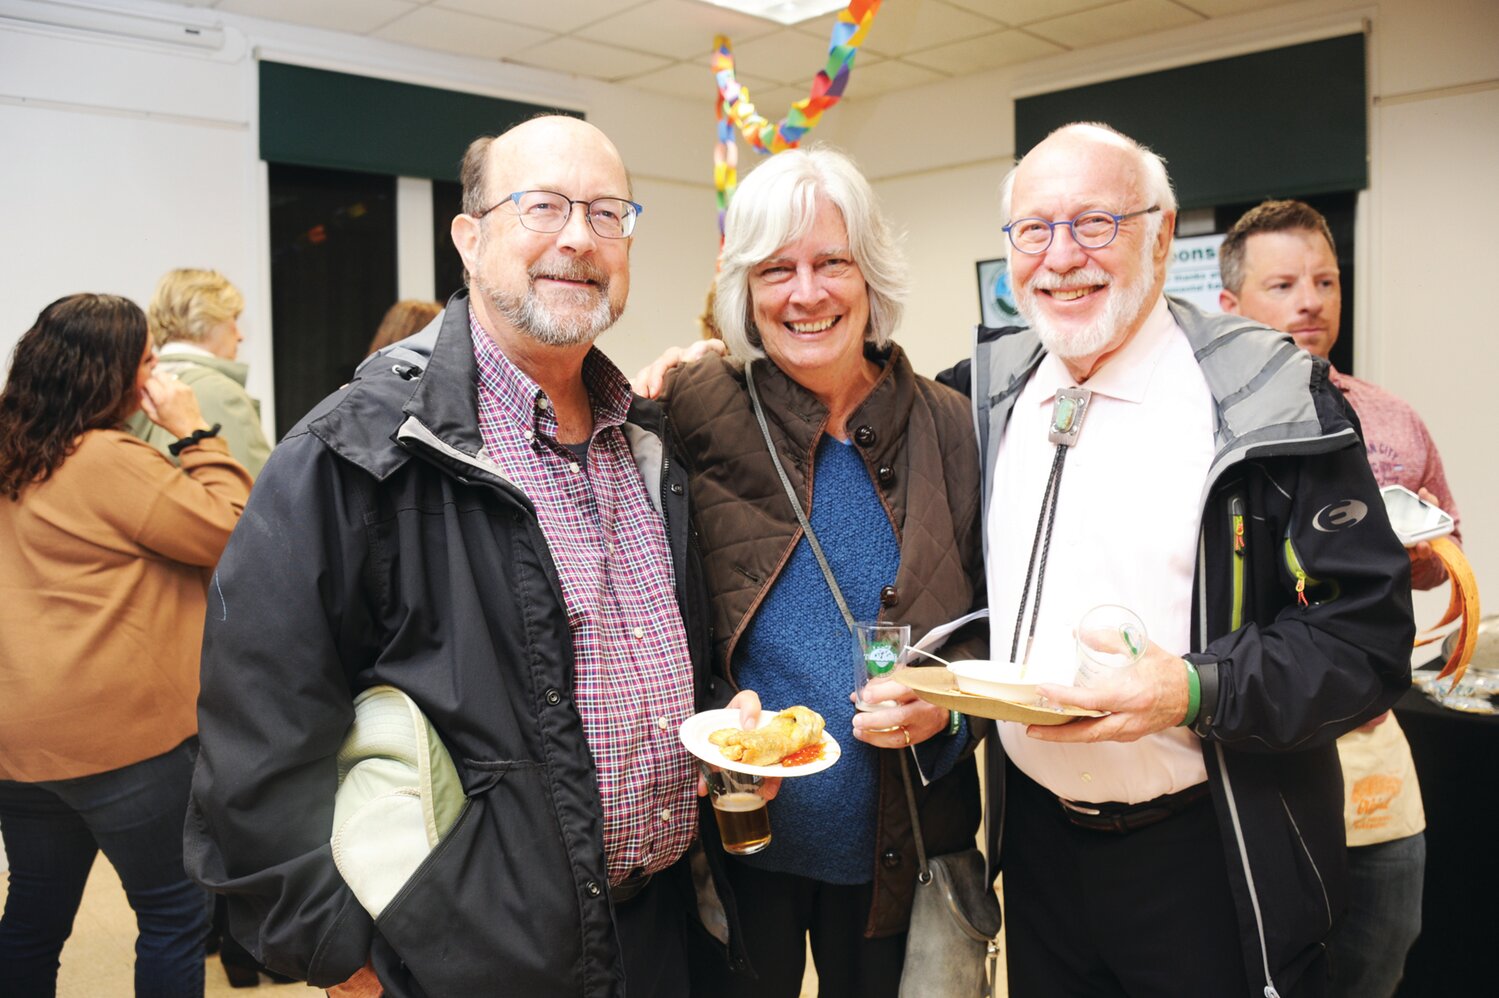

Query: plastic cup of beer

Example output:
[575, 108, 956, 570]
[703, 765, 772, 855]
[854, 621, 911, 711]
[1075, 605, 1148, 688]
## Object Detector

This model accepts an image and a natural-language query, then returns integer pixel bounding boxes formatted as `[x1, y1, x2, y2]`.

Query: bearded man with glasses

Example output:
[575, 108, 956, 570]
[186, 116, 727, 998]
[938, 122, 1414, 998]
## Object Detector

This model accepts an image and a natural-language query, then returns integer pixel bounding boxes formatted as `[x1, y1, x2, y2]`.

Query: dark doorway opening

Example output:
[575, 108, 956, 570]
[268, 163, 396, 438]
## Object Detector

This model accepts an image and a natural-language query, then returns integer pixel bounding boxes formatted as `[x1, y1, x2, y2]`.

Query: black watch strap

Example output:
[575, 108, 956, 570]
[168, 423, 223, 456]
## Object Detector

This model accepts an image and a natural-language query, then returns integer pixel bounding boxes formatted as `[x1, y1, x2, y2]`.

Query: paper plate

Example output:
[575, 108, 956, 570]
[894, 667, 1103, 726]
[679, 708, 841, 778]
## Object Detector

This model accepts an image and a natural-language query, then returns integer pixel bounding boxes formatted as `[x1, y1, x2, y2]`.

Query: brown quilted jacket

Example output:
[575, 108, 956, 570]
[663, 344, 987, 936]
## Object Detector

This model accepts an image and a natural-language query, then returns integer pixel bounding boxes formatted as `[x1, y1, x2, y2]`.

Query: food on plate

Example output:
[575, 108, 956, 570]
[709, 706, 825, 767]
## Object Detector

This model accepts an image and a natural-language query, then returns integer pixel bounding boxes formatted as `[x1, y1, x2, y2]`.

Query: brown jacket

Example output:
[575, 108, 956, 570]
[665, 345, 986, 936]
[0, 430, 250, 781]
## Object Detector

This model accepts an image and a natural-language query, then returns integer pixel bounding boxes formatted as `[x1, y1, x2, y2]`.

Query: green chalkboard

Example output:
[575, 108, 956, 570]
[259, 62, 577, 182]
[1015, 34, 1366, 210]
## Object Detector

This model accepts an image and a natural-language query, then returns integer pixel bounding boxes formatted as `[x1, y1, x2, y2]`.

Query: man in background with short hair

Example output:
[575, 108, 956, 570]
[1220, 198, 1460, 998]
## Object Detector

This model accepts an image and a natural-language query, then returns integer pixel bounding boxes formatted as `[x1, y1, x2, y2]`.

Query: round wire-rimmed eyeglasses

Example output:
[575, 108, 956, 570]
[1003, 205, 1160, 255]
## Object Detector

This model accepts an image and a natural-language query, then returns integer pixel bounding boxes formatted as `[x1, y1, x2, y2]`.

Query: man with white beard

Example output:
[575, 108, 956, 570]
[186, 117, 721, 997]
[941, 122, 1414, 998]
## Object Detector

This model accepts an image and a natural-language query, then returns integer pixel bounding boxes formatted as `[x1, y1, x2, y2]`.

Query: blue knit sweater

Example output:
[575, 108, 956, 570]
[733, 436, 900, 884]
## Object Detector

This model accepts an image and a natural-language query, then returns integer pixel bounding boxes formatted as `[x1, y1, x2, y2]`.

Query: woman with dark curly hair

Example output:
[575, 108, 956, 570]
[0, 293, 251, 996]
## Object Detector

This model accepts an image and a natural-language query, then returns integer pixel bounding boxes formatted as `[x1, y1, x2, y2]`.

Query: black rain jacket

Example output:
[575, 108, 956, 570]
[942, 297, 1415, 998]
[184, 293, 725, 997]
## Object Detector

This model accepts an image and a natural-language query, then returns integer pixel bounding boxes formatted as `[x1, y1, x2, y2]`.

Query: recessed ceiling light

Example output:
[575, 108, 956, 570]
[698, 0, 853, 27]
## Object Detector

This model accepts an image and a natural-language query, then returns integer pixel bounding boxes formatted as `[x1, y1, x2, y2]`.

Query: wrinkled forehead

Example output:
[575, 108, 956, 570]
[1012, 138, 1143, 217]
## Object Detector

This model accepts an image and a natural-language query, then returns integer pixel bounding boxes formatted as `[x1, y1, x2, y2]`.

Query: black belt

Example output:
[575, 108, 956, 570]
[1057, 782, 1211, 834]
[610, 870, 653, 905]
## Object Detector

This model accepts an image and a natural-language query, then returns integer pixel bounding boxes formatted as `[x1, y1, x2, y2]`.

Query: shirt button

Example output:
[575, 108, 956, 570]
[880, 585, 898, 607]
[854, 425, 876, 447]
[632, 626, 645, 639]
[585, 880, 602, 898]
[569, 462, 581, 474]
[659, 808, 671, 822]
[545, 688, 562, 705]
[524, 429, 535, 441]
[537, 397, 551, 410]
[657, 717, 670, 731]
[881, 847, 901, 869]
[1081, 772, 1093, 783]
[877, 465, 895, 486]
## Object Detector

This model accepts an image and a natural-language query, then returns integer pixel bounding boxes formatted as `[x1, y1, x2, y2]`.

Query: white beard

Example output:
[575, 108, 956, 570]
[477, 257, 623, 348]
[1014, 234, 1157, 363]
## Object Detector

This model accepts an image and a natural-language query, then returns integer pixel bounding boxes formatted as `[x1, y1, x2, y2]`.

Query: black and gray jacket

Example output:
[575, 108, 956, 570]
[185, 292, 725, 997]
[944, 296, 1414, 998]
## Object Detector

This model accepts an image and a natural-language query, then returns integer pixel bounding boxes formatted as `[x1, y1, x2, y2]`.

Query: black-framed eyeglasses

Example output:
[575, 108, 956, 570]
[1003, 205, 1160, 255]
[472, 189, 643, 239]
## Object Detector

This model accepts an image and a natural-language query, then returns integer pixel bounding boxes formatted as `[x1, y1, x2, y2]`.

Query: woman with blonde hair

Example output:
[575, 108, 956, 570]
[129, 268, 273, 478]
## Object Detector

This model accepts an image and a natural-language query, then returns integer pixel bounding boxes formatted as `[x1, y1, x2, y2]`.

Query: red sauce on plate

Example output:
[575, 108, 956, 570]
[780, 742, 824, 768]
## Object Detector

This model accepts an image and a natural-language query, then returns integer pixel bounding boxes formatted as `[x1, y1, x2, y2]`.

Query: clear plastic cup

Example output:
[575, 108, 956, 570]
[1075, 605, 1148, 687]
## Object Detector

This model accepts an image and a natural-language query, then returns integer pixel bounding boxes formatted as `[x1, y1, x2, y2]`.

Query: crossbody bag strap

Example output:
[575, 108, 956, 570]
[745, 361, 857, 635]
[745, 361, 931, 879]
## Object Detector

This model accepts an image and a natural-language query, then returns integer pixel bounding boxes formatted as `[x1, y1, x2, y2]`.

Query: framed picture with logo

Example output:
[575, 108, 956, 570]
[976, 258, 1022, 329]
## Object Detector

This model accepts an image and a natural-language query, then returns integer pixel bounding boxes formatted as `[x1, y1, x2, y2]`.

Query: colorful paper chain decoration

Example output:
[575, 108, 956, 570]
[713, 0, 883, 238]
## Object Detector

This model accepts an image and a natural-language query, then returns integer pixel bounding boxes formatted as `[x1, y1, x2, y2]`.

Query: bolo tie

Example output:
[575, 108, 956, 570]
[1009, 387, 1093, 666]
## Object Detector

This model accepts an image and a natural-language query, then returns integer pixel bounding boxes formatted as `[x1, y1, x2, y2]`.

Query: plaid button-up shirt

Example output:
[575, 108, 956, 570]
[469, 313, 697, 884]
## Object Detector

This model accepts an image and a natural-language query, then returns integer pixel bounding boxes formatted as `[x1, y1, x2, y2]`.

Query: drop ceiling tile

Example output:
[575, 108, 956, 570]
[1025, 0, 1204, 49]
[372, 6, 552, 58]
[903, 28, 1063, 74]
[509, 36, 673, 81]
[217, 0, 417, 34]
[1169, 0, 1300, 15]
[797, 0, 1005, 57]
[434, 0, 640, 35]
[841, 58, 947, 98]
[623, 60, 776, 102]
[729, 28, 875, 84]
[576, 0, 779, 60]
[942, 0, 1106, 27]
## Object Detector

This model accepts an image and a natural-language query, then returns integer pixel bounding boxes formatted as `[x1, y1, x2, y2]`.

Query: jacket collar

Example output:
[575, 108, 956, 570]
[972, 295, 1358, 530]
[402, 291, 486, 457]
[157, 351, 252, 387]
[749, 341, 914, 465]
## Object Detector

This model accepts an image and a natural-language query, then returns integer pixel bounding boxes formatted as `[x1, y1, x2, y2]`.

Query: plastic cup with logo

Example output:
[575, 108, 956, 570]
[1074, 605, 1148, 688]
[701, 764, 772, 855]
[855, 621, 911, 711]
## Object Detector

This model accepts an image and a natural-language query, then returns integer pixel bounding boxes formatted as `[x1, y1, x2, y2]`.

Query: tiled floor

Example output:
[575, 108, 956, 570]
[1, 858, 1005, 996]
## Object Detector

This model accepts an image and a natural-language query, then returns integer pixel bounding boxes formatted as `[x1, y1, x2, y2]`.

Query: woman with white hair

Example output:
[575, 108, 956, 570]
[661, 148, 986, 996]
[129, 268, 272, 478]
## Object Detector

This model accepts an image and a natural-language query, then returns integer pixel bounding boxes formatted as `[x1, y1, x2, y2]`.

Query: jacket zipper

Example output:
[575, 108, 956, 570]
[1212, 744, 1282, 998]
[1230, 495, 1246, 631]
[1280, 794, 1332, 934]
[1283, 537, 1313, 608]
[1197, 545, 1280, 998]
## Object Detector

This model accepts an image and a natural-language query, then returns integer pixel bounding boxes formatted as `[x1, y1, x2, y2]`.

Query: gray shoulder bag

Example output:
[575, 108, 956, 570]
[745, 363, 1002, 998]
